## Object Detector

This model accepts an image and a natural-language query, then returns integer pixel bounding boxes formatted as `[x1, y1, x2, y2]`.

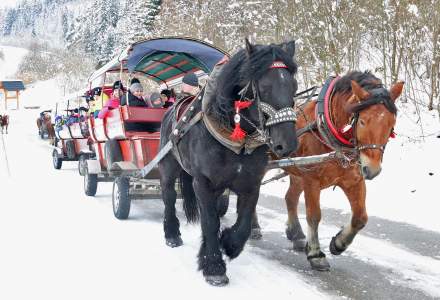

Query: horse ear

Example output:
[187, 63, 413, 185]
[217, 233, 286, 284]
[281, 40, 296, 58]
[245, 38, 254, 56]
[351, 80, 369, 101]
[390, 81, 404, 102]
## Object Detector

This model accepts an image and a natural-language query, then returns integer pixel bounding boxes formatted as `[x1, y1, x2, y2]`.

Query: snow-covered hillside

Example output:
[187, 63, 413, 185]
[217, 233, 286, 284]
[0, 45, 28, 79]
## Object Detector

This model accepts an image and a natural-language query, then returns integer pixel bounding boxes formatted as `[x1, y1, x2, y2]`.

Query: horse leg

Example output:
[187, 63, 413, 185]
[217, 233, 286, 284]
[285, 174, 306, 250]
[236, 197, 261, 240]
[304, 181, 329, 271]
[159, 156, 183, 248]
[221, 189, 259, 259]
[249, 210, 262, 240]
[193, 176, 228, 286]
[330, 180, 367, 255]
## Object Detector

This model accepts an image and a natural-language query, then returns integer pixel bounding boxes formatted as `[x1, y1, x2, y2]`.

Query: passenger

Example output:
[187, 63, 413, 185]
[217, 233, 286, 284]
[160, 89, 175, 108]
[98, 81, 124, 119]
[89, 87, 108, 118]
[120, 82, 147, 107]
[177, 72, 199, 100]
[147, 92, 165, 108]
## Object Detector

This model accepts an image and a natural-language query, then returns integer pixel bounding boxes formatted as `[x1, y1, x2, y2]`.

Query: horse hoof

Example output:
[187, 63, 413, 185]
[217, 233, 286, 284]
[329, 235, 345, 255]
[204, 275, 229, 286]
[309, 257, 331, 271]
[292, 238, 307, 251]
[165, 236, 183, 248]
[250, 227, 262, 240]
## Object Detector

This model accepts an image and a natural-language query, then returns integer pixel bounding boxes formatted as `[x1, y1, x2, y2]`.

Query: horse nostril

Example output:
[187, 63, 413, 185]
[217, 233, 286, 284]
[362, 166, 369, 176]
[275, 145, 284, 153]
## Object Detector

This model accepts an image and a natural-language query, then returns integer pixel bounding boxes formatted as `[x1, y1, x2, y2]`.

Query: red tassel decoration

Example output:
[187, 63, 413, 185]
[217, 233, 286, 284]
[231, 123, 247, 141]
[230, 100, 252, 141]
[389, 131, 396, 138]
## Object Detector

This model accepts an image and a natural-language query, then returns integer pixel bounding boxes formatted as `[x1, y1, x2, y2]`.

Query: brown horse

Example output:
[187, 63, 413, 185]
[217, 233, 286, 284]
[37, 113, 55, 144]
[0, 114, 9, 134]
[260, 72, 404, 271]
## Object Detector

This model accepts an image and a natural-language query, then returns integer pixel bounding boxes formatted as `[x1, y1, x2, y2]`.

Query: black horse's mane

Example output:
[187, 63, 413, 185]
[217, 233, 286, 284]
[335, 71, 397, 114]
[206, 44, 297, 127]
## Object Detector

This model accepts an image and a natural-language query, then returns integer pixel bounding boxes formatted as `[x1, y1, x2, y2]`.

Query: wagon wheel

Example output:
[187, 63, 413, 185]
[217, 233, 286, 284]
[66, 140, 76, 159]
[112, 177, 131, 220]
[52, 149, 62, 169]
[78, 154, 87, 176]
[105, 139, 122, 171]
[84, 166, 98, 196]
[217, 189, 230, 218]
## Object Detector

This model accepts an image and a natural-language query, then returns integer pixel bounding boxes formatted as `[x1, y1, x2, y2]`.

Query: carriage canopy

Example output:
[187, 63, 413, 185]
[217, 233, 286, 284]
[88, 37, 228, 86]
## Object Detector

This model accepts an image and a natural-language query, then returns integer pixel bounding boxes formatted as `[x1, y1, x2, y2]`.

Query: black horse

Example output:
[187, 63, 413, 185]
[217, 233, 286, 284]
[158, 39, 299, 286]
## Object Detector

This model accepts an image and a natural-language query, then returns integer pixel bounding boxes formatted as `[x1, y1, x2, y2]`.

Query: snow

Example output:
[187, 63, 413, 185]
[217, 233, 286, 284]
[256, 206, 440, 298]
[0, 46, 28, 80]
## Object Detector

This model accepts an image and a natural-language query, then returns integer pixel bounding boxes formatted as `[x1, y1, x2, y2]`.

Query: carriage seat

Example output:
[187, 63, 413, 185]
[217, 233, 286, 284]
[121, 106, 167, 133]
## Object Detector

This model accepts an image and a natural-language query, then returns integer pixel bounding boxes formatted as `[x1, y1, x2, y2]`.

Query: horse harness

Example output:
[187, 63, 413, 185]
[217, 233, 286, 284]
[297, 76, 394, 167]
[169, 60, 298, 167]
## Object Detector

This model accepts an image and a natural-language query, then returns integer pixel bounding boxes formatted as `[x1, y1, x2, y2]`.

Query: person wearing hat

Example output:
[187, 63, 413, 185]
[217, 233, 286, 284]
[147, 92, 165, 108]
[120, 82, 147, 107]
[179, 72, 199, 99]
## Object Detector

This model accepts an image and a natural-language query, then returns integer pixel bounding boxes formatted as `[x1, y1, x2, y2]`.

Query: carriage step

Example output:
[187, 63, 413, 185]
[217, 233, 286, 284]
[111, 161, 138, 172]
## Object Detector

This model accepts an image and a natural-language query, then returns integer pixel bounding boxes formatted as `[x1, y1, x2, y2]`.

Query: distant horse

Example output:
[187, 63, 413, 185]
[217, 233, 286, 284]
[257, 71, 403, 271]
[159, 39, 299, 286]
[0, 114, 9, 134]
[37, 113, 55, 144]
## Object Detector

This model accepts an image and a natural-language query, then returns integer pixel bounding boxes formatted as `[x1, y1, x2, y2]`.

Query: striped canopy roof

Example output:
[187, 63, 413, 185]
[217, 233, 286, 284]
[88, 37, 229, 86]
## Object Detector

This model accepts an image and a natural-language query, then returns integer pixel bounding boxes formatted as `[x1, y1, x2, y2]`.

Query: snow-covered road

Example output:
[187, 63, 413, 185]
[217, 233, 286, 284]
[1, 104, 439, 299]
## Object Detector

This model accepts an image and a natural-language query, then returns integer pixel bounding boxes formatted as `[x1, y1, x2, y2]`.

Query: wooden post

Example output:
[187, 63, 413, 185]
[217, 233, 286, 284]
[16, 90, 19, 109]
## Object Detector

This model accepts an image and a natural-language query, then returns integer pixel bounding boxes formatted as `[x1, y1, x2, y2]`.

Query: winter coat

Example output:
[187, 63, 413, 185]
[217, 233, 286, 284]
[120, 92, 147, 107]
[98, 96, 120, 119]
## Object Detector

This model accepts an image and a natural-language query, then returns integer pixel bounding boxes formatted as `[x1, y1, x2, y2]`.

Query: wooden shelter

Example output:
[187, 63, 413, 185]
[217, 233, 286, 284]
[0, 80, 25, 109]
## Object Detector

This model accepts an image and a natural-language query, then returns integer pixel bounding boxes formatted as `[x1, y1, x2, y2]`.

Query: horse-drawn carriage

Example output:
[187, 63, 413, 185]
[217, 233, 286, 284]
[36, 110, 52, 139]
[52, 92, 94, 171]
[83, 37, 230, 220]
[74, 36, 405, 286]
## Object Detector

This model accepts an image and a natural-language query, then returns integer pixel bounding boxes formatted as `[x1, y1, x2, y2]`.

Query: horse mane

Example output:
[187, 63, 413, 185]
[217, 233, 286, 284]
[334, 71, 397, 115]
[206, 44, 298, 127]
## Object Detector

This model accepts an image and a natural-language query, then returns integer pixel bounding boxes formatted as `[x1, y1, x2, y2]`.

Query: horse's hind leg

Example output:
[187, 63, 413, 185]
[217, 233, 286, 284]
[159, 155, 183, 248]
[330, 179, 367, 255]
[304, 181, 330, 271]
[193, 176, 228, 286]
[285, 174, 306, 250]
[221, 189, 259, 259]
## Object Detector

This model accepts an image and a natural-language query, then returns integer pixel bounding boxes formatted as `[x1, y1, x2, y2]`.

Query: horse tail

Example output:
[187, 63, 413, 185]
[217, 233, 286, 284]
[179, 171, 199, 223]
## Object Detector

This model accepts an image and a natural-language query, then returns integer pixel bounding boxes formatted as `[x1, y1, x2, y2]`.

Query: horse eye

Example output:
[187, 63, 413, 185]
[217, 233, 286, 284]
[359, 119, 365, 127]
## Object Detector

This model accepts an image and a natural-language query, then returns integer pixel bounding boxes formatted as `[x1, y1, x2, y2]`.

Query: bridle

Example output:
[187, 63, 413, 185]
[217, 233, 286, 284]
[232, 61, 297, 146]
[343, 88, 396, 156]
[316, 77, 396, 166]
